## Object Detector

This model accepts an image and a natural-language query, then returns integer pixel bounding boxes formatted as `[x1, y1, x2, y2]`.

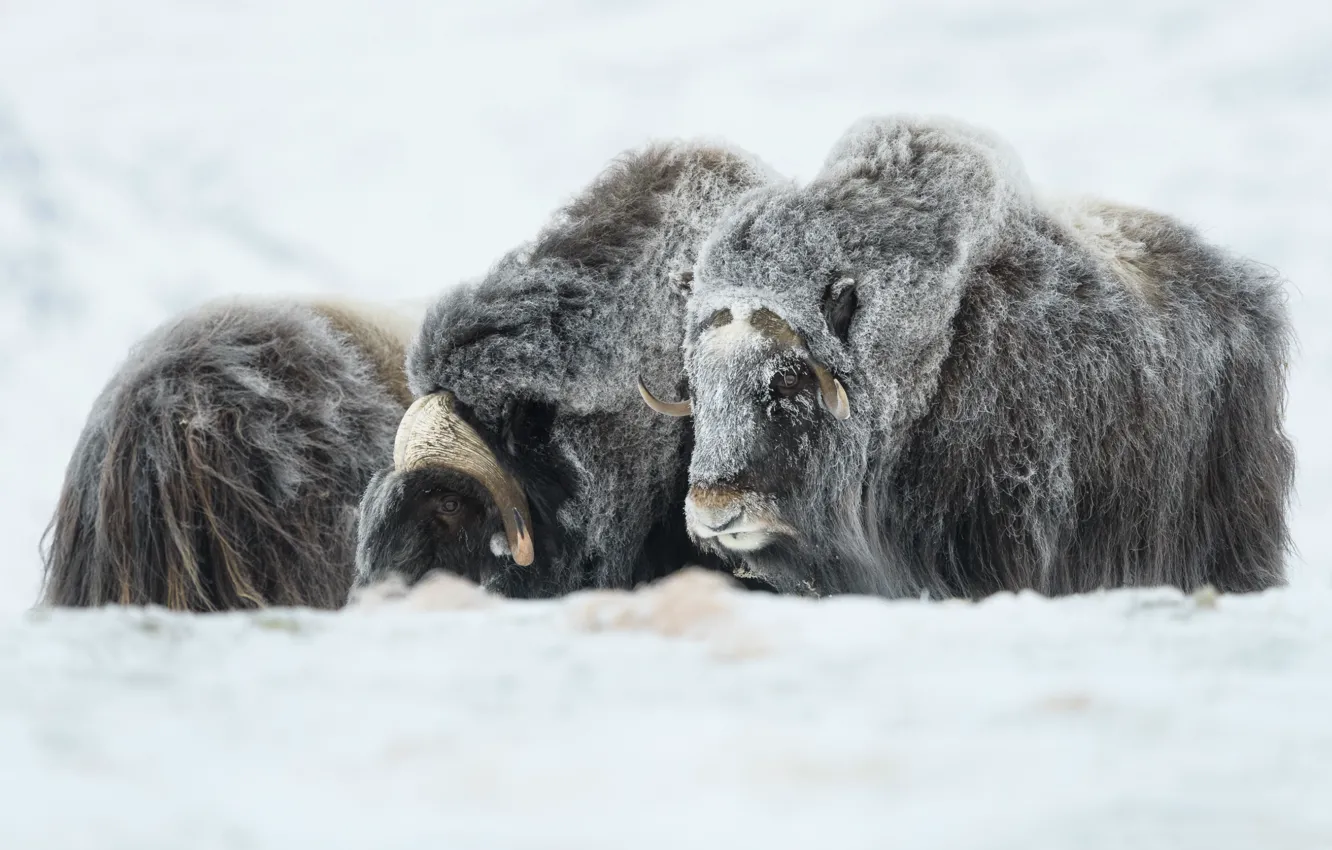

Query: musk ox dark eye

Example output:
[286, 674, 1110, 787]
[439, 495, 463, 517]
[771, 367, 811, 399]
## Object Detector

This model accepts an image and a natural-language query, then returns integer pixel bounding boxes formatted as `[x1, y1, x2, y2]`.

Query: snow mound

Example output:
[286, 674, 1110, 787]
[566, 568, 736, 638]
[353, 567, 771, 660]
[350, 569, 500, 612]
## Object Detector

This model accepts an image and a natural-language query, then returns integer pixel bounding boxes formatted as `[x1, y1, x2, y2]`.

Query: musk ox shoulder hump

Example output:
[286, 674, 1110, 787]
[1043, 197, 1174, 307]
[817, 114, 1035, 214]
[531, 139, 779, 271]
[1044, 196, 1284, 312]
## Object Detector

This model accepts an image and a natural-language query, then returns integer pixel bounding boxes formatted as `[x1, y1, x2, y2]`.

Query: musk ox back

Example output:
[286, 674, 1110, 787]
[355, 140, 779, 596]
[667, 114, 1294, 598]
[41, 297, 418, 611]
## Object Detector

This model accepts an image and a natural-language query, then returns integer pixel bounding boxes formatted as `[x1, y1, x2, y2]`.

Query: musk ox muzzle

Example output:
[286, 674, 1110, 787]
[684, 483, 796, 552]
[393, 392, 535, 566]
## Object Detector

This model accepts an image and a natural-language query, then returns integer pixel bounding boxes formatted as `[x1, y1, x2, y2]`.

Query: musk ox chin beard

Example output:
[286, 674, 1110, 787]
[683, 522, 818, 595]
[729, 544, 825, 597]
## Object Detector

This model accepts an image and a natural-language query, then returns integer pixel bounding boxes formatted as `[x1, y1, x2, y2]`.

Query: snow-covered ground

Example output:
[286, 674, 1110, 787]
[1, 1, 1330, 845]
[2, 569, 1330, 849]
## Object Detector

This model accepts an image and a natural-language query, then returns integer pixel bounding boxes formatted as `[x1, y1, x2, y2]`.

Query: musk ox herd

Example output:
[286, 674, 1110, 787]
[38, 115, 1297, 612]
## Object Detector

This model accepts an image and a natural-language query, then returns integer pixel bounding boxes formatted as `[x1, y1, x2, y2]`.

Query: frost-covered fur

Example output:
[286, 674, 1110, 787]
[41, 297, 416, 611]
[683, 114, 1295, 598]
[356, 141, 779, 596]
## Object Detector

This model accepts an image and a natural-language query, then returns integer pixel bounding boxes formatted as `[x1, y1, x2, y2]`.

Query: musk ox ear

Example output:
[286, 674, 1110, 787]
[822, 278, 858, 344]
[501, 398, 559, 458]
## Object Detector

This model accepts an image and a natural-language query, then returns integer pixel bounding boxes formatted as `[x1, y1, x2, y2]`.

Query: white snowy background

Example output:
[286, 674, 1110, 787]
[1, 1, 1330, 847]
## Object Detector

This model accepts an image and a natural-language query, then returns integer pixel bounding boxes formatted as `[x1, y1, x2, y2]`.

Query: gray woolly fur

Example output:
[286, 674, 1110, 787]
[355, 140, 780, 596]
[683, 114, 1295, 598]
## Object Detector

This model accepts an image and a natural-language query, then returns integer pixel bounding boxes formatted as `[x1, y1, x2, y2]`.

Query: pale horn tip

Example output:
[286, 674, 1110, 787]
[637, 377, 693, 417]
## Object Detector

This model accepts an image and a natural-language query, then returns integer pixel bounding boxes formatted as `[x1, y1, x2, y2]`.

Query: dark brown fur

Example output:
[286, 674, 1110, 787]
[40, 299, 412, 611]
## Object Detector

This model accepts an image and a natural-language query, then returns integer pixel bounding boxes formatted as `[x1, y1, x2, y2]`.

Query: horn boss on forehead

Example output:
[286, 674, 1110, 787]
[696, 305, 851, 421]
[393, 393, 535, 566]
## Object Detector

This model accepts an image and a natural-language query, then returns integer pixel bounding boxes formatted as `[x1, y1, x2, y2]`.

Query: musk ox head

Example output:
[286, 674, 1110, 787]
[356, 140, 781, 597]
[392, 392, 536, 566]
[653, 271, 870, 596]
[355, 384, 580, 597]
[643, 116, 1029, 595]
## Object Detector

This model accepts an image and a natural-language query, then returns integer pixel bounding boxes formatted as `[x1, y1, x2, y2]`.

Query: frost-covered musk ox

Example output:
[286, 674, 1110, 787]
[40, 298, 421, 611]
[665, 115, 1295, 598]
[356, 141, 778, 597]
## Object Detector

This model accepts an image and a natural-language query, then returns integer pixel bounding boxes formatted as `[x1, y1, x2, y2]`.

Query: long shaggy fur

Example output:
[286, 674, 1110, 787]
[683, 114, 1296, 598]
[356, 141, 779, 596]
[41, 298, 414, 611]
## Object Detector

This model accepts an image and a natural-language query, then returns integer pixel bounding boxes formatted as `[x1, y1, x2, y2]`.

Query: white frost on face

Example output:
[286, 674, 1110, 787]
[687, 307, 771, 484]
[686, 300, 824, 493]
[489, 532, 511, 559]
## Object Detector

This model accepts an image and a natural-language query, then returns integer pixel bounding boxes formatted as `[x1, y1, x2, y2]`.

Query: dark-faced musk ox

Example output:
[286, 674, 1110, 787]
[40, 297, 423, 611]
[354, 140, 780, 597]
[646, 114, 1295, 599]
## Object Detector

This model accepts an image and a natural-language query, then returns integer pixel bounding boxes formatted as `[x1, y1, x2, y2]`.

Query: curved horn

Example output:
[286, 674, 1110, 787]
[811, 364, 851, 421]
[637, 378, 692, 417]
[393, 393, 535, 566]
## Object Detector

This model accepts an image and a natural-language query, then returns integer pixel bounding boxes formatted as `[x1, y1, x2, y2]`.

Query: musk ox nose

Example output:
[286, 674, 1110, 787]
[686, 484, 785, 553]
[685, 484, 745, 533]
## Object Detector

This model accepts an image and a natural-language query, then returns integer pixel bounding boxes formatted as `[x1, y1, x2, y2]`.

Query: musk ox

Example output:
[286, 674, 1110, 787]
[355, 140, 779, 597]
[40, 297, 422, 611]
[648, 114, 1295, 598]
